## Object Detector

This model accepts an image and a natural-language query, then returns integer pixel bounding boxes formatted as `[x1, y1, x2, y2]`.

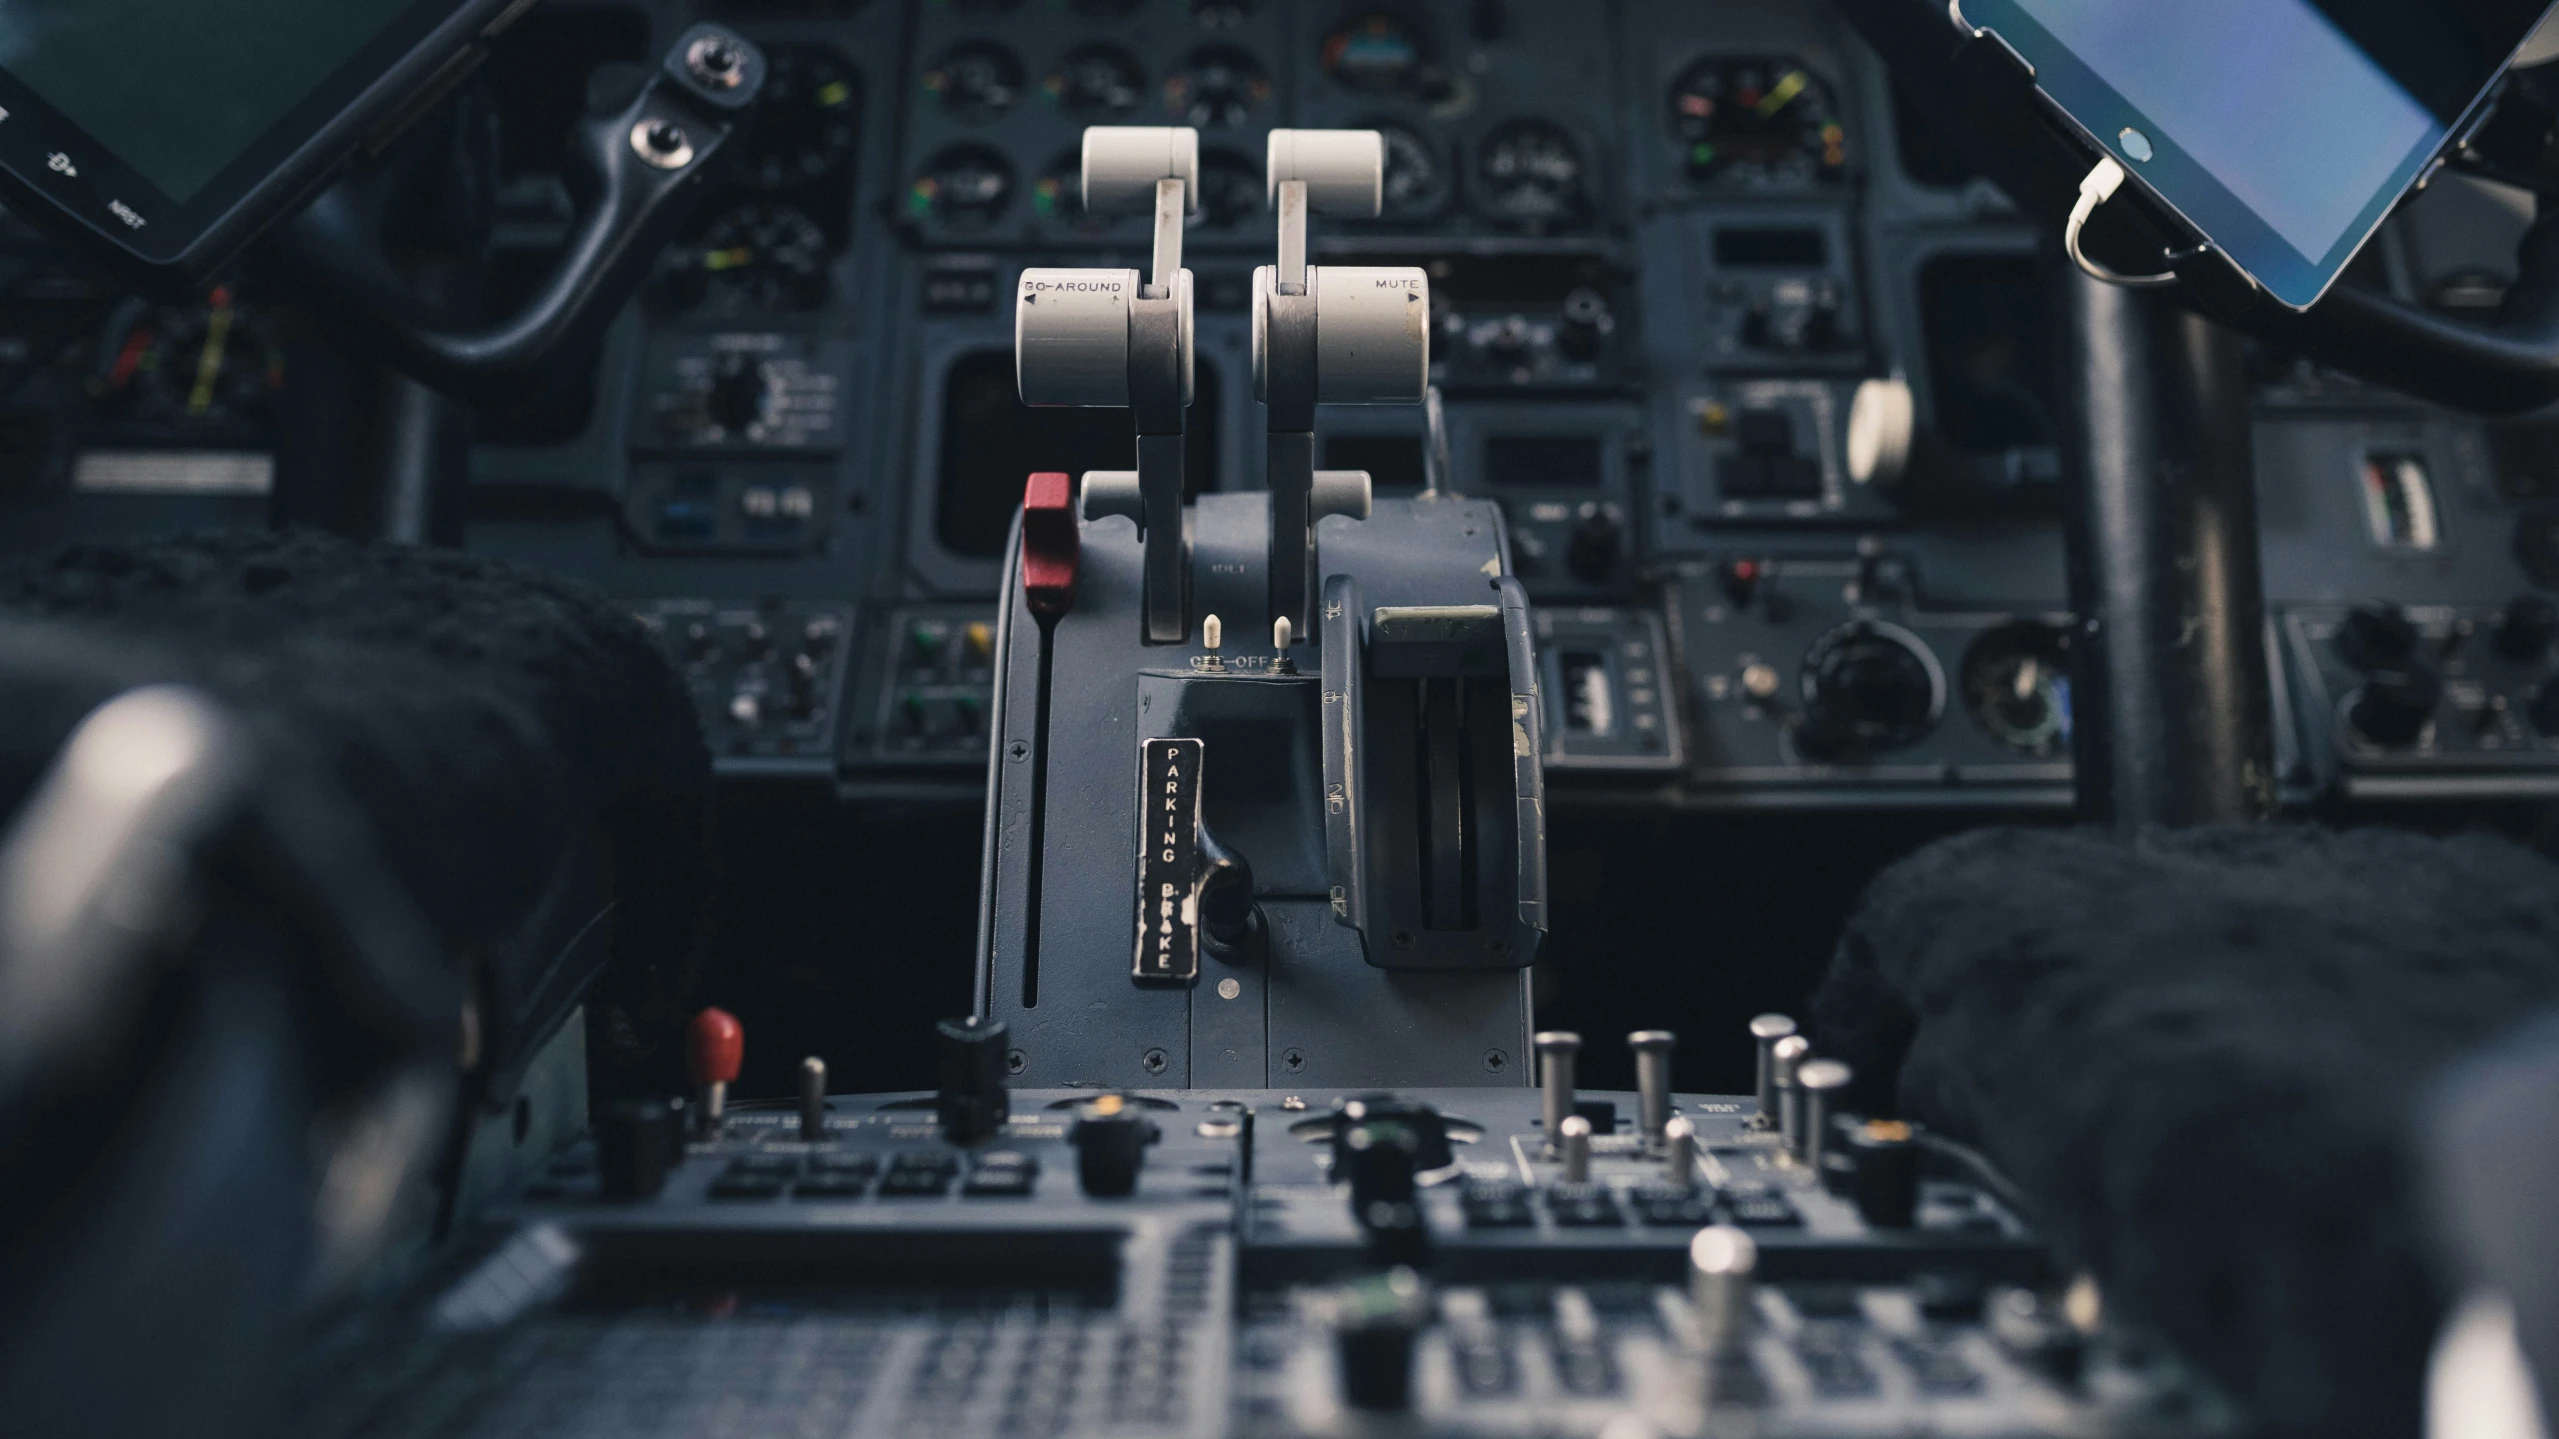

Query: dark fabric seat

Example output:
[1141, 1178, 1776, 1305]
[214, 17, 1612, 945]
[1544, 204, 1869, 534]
[0, 529, 716, 1096]
[1814, 823, 2559, 1439]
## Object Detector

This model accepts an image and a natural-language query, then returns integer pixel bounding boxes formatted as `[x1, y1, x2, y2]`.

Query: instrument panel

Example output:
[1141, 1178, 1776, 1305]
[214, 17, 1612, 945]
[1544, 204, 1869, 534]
[0, 0, 2549, 816]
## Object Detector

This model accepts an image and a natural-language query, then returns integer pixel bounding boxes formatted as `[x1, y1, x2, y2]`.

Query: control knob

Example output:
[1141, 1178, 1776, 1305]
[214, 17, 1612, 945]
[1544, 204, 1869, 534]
[2352, 665, 2445, 747]
[2337, 603, 2420, 672]
[1559, 287, 1609, 361]
[1070, 1094, 1159, 1196]
[597, 1097, 686, 1200]
[1797, 623, 1941, 758]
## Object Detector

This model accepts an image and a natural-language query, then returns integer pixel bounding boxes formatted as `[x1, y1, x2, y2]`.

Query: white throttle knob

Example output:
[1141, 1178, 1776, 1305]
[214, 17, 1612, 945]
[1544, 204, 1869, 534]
[1017, 268, 1193, 408]
[1252, 266, 1430, 405]
[1265, 129, 1385, 216]
[1082, 127, 1200, 215]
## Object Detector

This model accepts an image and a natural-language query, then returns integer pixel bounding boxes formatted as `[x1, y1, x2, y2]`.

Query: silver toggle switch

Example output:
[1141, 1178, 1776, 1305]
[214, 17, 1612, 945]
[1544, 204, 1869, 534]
[1558, 1114, 1593, 1185]
[1664, 1115, 1699, 1193]
[1749, 1014, 1796, 1129]
[800, 1056, 829, 1141]
[1535, 1031, 1581, 1155]
[1770, 1034, 1810, 1162]
[1796, 1058, 1852, 1173]
[1630, 1030, 1676, 1145]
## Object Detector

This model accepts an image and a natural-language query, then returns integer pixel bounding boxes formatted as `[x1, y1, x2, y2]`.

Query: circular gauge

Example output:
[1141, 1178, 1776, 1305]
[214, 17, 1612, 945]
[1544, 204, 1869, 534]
[1961, 623, 2073, 756]
[1321, 12, 1426, 93]
[1032, 149, 1111, 233]
[739, 46, 860, 190]
[674, 205, 833, 312]
[1668, 57, 1848, 187]
[1044, 44, 1145, 116]
[1194, 148, 1265, 229]
[91, 288, 282, 427]
[1372, 122, 1451, 221]
[1164, 46, 1272, 129]
[922, 41, 1025, 122]
[908, 145, 1016, 229]
[1190, 0, 1257, 27]
[1475, 118, 1586, 228]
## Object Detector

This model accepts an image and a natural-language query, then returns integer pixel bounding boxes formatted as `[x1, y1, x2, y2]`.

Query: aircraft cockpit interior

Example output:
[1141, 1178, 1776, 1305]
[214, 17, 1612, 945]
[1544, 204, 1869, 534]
[0, 2, 2557, 1438]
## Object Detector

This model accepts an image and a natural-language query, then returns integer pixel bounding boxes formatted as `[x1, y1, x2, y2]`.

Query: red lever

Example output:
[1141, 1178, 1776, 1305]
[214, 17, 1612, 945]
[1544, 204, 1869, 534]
[687, 1007, 744, 1086]
[1022, 472, 1079, 617]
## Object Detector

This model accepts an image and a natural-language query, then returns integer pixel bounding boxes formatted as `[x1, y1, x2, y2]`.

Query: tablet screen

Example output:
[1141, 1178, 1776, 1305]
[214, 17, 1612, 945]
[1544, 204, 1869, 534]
[0, 0, 421, 205]
[1965, 0, 2557, 307]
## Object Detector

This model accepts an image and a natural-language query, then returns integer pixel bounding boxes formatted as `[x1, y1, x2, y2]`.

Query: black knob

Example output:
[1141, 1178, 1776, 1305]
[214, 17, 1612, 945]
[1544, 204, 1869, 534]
[2531, 677, 2559, 738]
[597, 1098, 686, 1200]
[1559, 287, 1608, 361]
[1484, 315, 1531, 359]
[2351, 663, 2444, 747]
[707, 354, 773, 433]
[1799, 624, 1940, 757]
[2338, 604, 2420, 671]
[1341, 1120, 1429, 1263]
[1333, 1269, 1429, 1411]
[1847, 1119, 1919, 1229]
[1070, 1095, 1159, 1197]
[1567, 508, 1622, 584]
[2498, 596, 2559, 662]
[935, 1016, 1011, 1144]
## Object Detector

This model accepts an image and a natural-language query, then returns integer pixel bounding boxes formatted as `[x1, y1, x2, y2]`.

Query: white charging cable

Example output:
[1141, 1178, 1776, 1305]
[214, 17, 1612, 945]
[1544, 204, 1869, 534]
[2066, 157, 2179, 289]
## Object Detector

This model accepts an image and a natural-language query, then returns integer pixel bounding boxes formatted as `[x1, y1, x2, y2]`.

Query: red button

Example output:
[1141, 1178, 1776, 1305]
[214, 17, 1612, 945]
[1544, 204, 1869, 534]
[686, 1007, 744, 1086]
[1022, 472, 1079, 616]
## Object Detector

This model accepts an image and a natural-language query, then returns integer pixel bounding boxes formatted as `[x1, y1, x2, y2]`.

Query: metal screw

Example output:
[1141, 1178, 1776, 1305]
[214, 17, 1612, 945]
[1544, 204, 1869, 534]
[1282, 1048, 1308, 1073]
[1391, 930, 1415, 950]
[687, 34, 748, 89]
[1008, 740, 1029, 761]
[1005, 1049, 1028, 1076]
[1484, 1049, 1508, 1074]
[1142, 1048, 1169, 1075]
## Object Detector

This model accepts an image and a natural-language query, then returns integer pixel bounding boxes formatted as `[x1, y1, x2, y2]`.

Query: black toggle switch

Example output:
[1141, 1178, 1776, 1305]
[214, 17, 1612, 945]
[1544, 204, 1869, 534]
[935, 1015, 1011, 1144]
[1070, 1094, 1160, 1197]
